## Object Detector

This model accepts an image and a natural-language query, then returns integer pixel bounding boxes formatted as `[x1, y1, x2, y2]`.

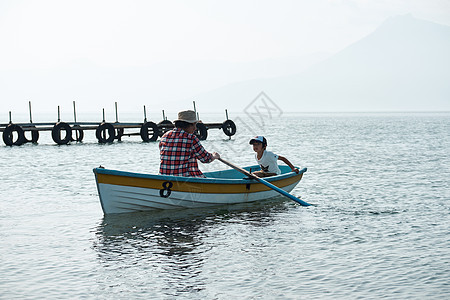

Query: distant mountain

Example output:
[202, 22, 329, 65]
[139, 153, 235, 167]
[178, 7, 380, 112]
[1, 14, 448, 117]
[192, 15, 450, 112]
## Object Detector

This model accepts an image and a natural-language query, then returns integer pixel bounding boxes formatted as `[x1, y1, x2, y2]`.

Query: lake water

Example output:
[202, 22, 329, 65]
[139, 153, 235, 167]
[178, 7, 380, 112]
[1, 112, 449, 299]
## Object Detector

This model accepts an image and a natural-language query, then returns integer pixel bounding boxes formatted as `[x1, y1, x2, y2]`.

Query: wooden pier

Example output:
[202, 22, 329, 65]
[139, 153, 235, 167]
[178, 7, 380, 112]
[0, 102, 237, 146]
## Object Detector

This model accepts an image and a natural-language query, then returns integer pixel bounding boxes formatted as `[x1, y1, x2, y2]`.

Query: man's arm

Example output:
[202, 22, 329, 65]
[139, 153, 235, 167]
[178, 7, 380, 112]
[192, 136, 220, 163]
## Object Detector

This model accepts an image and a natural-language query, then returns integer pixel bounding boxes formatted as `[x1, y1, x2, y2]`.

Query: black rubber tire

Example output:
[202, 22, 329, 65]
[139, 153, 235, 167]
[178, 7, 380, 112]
[158, 120, 173, 135]
[96, 123, 115, 143]
[195, 122, 208, 140]
[140, 122, 159, 142]
[222, 120, 236, 136]
[52, 122, 72, 145]
[24, 126, 39, 143]
[2, 124, 26, 146]
[71, 125, 84, 142]
[158, 120, 173, 126]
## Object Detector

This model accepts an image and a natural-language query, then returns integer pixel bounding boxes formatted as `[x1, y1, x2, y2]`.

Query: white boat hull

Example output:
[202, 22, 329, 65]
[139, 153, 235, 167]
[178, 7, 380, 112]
[97, 181, 300, 214]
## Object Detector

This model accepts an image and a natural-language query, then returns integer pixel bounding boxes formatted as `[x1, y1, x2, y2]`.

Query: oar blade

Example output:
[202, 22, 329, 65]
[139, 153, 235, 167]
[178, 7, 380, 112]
[256, 177, 311, 206]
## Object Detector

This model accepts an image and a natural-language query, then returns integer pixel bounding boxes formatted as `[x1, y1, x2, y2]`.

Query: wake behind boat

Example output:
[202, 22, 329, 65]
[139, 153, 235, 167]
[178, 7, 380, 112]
[93, 165, 307, 214]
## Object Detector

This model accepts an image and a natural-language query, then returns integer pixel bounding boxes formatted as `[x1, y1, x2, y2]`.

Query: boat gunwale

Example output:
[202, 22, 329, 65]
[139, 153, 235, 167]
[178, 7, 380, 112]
[93, 165, 307, 185]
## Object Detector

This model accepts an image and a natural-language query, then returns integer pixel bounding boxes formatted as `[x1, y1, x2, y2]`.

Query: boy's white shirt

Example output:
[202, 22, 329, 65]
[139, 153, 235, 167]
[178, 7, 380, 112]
[255, 150, 281, 175]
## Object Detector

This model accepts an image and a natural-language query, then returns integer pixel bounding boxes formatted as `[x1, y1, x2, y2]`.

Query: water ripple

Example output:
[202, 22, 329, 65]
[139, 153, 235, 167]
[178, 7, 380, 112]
[1, 113, 449, 299]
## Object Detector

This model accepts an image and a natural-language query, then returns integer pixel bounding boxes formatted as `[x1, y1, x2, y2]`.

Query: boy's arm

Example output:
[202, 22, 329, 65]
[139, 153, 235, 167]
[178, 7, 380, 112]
[278, 156, 299, 173]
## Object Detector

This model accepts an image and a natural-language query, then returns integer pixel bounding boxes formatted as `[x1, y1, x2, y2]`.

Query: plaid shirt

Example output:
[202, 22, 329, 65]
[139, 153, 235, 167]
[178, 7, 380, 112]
[159, 128, 213, 177]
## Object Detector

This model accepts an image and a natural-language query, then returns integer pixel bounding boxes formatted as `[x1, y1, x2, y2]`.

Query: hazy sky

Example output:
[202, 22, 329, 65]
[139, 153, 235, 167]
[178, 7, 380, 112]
[1, 0, 449, 70]
[0, 0, 449, 117]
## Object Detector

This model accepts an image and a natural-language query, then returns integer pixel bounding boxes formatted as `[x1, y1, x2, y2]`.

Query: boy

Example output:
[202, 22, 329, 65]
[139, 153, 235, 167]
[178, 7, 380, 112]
[249, 136, 299, 177]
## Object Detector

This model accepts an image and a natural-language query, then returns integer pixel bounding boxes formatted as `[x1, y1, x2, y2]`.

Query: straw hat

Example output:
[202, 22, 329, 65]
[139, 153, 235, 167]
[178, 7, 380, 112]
[174, 110, 199, 124]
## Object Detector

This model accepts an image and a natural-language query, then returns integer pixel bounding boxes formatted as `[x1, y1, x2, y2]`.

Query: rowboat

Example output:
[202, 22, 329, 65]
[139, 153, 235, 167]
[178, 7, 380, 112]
[93, 165, 307, 214]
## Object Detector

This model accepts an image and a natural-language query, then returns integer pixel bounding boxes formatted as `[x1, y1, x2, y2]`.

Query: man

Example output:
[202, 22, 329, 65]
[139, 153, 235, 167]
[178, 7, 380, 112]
[159, 110, 220, 177]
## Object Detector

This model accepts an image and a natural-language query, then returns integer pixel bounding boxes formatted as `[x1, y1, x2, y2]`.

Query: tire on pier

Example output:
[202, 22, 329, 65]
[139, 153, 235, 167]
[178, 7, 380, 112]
[195, 122, 208, 140]
[158, 120, 173, 136]
[222, 120, 236, 137]
[140, 121, 159, 142]
[24, 125, 39, 143]
[71, 125, 84, 142]
[96, 122, 115, 143]
[158, 120, 173, 126]
[52, 122, 72, 145]
[2, 124, 26, 146]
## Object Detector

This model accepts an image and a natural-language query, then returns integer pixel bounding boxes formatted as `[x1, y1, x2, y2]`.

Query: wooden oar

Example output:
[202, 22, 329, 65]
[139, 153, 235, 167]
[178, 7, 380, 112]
[217, 158, 311, 207]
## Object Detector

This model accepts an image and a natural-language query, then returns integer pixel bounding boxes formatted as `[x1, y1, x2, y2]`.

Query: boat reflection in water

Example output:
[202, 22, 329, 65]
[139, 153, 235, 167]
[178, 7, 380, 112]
[93, 200, 291, 296]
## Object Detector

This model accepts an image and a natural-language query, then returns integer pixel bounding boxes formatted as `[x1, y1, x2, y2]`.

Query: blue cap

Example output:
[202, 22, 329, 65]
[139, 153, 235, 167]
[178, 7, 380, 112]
[249, 136, 267, 146]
